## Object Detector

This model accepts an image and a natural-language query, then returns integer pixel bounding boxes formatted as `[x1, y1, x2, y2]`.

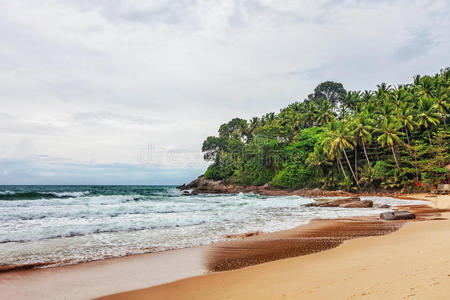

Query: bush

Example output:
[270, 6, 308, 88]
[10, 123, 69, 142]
[271, 164, 309, 189]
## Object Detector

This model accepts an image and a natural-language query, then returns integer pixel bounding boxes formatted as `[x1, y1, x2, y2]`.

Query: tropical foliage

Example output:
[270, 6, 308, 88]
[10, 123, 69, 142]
[202, 68, 450, 191]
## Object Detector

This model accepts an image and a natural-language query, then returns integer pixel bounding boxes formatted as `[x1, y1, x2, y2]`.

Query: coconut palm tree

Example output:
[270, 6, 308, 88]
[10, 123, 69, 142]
[396, 102, 417, 146]
[390, 88, 410, 109]
[431, 85, 449, 130]
[315, 100, 334, 125]
[324, 121, 359, 185]
[351, 114, 373, 165]
[375, 117, 403, 170]
[417, 98, 440, 143]
[416, 76, 435, 100]
[301, 101, 318, 127]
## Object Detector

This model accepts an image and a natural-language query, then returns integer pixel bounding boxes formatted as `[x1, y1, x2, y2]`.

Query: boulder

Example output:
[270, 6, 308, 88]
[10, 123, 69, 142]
[304, 197, 361, 207]
[380, 211, 416, 220]
[375, 204, 390, 209]
[340, 200, 373, 208]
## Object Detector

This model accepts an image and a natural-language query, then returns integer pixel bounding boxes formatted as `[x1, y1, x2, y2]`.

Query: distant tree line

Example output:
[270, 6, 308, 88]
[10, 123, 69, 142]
[202, 68, 450, 191]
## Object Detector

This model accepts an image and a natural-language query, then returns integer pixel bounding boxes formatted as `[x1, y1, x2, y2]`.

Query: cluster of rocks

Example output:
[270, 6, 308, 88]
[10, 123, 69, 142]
[179, 176, 417, 221]
[303, 197, 417, 220]
[304, 197, 376, 208]
[178, 176, 354, 197]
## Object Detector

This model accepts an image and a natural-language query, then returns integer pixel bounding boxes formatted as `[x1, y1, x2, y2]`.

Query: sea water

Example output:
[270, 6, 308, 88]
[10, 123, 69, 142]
[0, 185, 428, 269]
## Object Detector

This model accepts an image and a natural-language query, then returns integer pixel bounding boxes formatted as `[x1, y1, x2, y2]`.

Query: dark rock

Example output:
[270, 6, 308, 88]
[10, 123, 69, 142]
[340, 200, 373, 208]
[375, 204, 390, 209]
[306, 197, 361, 207]
[380, 211, 416, 220]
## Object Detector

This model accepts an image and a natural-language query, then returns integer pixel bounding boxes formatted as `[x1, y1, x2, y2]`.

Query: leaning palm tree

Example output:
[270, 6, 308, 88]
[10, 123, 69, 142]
[374, 117, 403, 170]
[322, 122, 346, 178]
[417, 98, 440, 143]
[324, 121, 359, 185]
[351, 114, 373, 165]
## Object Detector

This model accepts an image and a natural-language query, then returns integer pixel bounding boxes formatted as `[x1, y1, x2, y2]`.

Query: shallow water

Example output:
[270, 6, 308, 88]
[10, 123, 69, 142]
[0, 185, 428, 269]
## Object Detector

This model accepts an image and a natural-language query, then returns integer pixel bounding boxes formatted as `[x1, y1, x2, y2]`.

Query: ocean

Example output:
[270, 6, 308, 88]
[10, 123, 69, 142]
[0, 185, 428, 270]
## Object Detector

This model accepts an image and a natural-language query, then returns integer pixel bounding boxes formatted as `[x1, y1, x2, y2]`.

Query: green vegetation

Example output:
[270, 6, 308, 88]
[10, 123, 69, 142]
[202, 69, 450, 191]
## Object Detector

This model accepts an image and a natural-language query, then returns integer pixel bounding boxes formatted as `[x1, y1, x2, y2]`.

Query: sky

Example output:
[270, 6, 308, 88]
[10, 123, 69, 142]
[0, 0, 449, 185]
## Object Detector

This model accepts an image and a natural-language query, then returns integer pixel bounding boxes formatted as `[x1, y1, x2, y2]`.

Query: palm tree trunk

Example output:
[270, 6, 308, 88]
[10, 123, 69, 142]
[343, 150, 359, 186]
[427, 129, 431, 144]
[354, 147, 358, 180]
[336, 157, 340, 175]
[391, 144, 400, 170]
[361, 139, 370, 165]
[338, 157, 347, 178]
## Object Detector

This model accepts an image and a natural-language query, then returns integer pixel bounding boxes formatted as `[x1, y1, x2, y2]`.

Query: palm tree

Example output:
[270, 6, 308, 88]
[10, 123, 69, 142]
[396, 102, 417, 146]
[341, 91, 361, 111]
[375, 117, 403, 170]
[315, 100, 334, 125]
[417, 98, 440, 143]
[324, 121, 359, 185]
[351, 114, 372, 165]
[431, 85, 449, 130]
[358, 163, 376, 188]
[361, 90, 373, 102]
[375, 83, 392, 100]
[376, 100, 395, 120]
[390, 88, 410, 109]
[416, 76, 435, 100]
[306, 147, 331, 178]
[301, 101, 318, 127]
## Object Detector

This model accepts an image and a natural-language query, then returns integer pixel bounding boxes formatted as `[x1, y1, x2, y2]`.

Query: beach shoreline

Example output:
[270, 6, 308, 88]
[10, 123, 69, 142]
[97, 194, 450, 300]
[1, 193, 445, 299]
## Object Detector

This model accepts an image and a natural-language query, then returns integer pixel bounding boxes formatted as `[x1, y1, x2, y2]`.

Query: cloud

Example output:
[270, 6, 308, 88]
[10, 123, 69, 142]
[0, 155, 205, 185]
[0, 0, 449, 184]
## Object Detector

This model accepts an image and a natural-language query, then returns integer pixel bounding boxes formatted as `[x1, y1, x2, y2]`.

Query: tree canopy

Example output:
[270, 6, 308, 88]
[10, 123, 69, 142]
[202, 68, 450, 191]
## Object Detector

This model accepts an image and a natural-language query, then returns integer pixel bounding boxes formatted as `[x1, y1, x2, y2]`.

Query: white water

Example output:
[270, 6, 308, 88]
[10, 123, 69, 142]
[0, 186, 428, 269]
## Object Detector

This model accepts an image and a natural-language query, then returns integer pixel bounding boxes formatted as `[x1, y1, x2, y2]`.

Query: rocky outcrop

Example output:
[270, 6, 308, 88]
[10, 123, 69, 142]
[304, 197, 374, 208]
[340, 200, 374, 208]
[178, 176, 354, 197]
[380, 211, 416, 220]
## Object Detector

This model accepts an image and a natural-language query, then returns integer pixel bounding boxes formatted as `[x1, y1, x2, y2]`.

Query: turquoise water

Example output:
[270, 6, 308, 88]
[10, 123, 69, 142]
[0, 185, 428, 270]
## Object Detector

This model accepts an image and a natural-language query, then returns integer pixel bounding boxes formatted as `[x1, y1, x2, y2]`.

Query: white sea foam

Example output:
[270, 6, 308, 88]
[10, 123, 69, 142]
[0, 187, 429, 269]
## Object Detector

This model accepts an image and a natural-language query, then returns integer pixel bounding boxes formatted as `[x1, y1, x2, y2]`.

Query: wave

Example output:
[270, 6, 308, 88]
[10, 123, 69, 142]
[0, 220, 208, 244]
[0, 191, 90, 200]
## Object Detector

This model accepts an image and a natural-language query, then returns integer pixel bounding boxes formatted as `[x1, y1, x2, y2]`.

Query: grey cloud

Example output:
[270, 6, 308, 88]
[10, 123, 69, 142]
[72, 111, 171, 127]
[393, 29, 435, 62]
[0, 113, 62, 135]
[0, 0, 449, 184]
[0, 156, 204, 185]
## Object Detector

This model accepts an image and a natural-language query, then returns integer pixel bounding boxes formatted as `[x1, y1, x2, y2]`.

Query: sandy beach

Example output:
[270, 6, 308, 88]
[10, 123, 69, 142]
[1, 194, 448, 300]
[98, 194, 450, 300]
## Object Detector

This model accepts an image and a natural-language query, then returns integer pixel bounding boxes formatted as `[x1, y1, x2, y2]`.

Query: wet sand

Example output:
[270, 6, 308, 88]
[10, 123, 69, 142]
[98, 195, 450, 300]
[206, 217, 403, 272]
[0, 246, 208, 300]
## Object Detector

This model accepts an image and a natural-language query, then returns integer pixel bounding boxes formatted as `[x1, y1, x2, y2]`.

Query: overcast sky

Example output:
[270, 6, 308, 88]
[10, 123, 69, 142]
[0, 0, 449, 184]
